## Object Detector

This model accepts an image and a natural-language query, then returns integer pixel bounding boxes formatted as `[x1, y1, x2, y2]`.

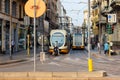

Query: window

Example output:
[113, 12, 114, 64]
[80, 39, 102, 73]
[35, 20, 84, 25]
[0, 0, 2, 11]
[5, 0, 10, 14]
[12, 1, 17, 17]
[19, 5, 21, 18]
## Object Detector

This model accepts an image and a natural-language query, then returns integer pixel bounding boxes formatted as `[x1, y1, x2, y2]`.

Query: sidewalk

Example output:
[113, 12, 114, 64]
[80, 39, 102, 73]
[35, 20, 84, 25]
[0, 48, 43, 65]
[85, 45, 120, 55]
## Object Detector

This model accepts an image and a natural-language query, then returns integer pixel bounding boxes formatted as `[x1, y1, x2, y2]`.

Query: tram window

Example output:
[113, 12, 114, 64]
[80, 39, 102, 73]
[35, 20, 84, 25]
[50, 32, 64, 47]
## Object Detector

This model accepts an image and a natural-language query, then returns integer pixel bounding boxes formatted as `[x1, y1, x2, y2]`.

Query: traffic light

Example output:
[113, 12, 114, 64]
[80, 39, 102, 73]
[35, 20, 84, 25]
[106, 24, 113, 34]
[27, 25, 33, 34]
[111, 26, 114, 33]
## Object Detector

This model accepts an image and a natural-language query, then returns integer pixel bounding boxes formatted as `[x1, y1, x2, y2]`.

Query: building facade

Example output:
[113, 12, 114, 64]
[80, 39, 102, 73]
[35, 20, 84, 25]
[91, 0, 107, 45]
[45, 0, 59, 30]
[0, 0, 27, 53]
[91, 0, 120, 47]
[110, 0, 120, 46]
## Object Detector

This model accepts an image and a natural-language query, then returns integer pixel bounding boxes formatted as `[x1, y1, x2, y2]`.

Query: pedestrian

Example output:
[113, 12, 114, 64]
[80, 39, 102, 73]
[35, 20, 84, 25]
[104, 42, 109, 55]
[53, 41, 60, 56]
[11, 40, 15, 54]
[109, 41, 113, 50]
[97, 41, 100, 51]
[91, 41, 95, 50]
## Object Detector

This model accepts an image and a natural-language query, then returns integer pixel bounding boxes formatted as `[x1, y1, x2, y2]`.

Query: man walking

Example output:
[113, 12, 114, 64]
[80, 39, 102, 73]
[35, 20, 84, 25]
[97, 41, 100, 51]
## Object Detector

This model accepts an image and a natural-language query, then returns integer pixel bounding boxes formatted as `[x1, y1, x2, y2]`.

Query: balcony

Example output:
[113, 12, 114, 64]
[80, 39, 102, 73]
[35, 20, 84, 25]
[110, 0, 120, 10]
[99, 16, 106, 24]
[93, 14, 106, 26]
[92, 2, 99, 9]
[18, 18, 24, 21]
[95, 15, 106, 26]
[93, 15, 99, 23]
[101, 6, 113, 17]
[92, 23, 98, 35]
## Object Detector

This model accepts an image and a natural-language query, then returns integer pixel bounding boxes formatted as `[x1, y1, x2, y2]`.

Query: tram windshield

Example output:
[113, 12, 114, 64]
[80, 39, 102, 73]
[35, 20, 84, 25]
[50, 32, 64, 47]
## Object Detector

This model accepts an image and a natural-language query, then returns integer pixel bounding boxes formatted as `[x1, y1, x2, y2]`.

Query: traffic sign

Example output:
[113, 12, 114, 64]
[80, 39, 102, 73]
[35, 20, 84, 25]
[108, 14, 116, 23]
[25, 0, 46, 18]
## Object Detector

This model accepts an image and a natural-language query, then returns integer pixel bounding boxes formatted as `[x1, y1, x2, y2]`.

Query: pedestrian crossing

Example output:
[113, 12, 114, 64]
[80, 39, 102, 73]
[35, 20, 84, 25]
[47, 55, 88, 67]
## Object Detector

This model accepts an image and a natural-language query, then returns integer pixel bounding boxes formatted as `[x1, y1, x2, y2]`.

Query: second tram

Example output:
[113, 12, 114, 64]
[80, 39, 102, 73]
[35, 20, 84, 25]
[72, 33, 85, 50]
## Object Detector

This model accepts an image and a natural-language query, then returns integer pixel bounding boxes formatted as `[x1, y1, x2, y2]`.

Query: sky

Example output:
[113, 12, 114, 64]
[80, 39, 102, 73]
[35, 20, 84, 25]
[60, 0, 88, 26]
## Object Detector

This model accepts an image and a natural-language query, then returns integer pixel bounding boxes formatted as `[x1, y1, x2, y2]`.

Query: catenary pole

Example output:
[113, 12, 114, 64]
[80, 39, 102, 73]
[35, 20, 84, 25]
[88, 0, 93, 72]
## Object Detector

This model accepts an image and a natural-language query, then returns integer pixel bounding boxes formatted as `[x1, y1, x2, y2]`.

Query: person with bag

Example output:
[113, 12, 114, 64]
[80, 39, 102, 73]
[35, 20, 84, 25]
[104, 41, 109, 55]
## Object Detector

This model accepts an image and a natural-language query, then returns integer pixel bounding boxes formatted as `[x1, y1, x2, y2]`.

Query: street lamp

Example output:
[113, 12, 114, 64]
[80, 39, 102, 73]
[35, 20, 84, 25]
[78, 0, 93, 72]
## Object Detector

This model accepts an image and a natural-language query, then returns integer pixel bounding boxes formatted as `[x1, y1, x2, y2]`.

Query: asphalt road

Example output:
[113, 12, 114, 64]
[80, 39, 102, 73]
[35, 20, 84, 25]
[0, 49, 120, 77]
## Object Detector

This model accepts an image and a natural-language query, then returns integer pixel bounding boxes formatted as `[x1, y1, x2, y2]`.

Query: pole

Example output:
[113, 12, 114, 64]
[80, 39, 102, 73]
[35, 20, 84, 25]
[42, 35, 44, 52]
[108, 34, 111, 56]
[99, 1, 101, 54]
[27, 34, 30, 56]
[88, 0, 93, 72]
[9, 0, 12, 60]
[34, 0, 36, 72]
[108, 24, 111, 56]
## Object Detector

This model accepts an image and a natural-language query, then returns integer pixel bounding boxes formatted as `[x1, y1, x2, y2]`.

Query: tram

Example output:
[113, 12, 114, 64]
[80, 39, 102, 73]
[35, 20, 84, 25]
[49, 29, 71, 54]
[72, 33, 85, 50]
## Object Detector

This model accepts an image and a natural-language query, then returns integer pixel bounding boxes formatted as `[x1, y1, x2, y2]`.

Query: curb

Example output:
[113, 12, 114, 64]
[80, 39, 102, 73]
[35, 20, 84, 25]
[0, 53, 43, 65]
[0, 71, 107, 78]
[0, 59, 27, 65]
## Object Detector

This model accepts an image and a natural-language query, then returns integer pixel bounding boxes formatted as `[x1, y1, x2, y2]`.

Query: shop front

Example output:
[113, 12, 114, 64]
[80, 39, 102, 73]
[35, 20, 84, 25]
[18, 25, 27, 50]
[5, 21, 10, 53]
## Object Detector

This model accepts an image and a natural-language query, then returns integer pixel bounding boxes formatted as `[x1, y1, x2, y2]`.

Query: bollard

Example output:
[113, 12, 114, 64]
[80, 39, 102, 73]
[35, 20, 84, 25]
[40, 52, 45, 64]
[88, 58, 93, 72]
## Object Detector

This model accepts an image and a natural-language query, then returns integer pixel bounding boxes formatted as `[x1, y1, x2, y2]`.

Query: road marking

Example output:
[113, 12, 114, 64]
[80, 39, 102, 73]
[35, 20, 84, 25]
[53, 57, 61, 60]
[64, 57, 73, 61]
[97, 60, 108, 63]
[92, 53, 101, 58]
[74, 58, 80, 61]
[108, 58, 115, 61]
[48, 62, 61, 66]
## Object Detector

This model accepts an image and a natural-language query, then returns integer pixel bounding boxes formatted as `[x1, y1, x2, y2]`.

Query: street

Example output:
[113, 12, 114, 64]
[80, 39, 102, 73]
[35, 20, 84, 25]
[0, 49, 120, 77]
